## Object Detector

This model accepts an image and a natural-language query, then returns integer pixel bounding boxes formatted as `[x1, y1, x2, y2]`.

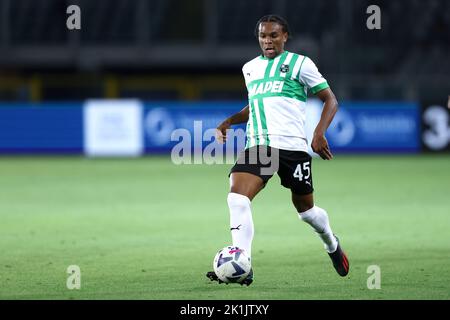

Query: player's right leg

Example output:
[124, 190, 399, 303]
[207, 172, 264, 286]
[227, 146, 274, 260]
[228, 172, 265, 257]
[207, 146, 274, 285]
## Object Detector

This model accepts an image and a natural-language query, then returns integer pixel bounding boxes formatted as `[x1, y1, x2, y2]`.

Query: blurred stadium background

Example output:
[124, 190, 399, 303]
[1, 0, 449, 102]
[0, 0, 449, 300]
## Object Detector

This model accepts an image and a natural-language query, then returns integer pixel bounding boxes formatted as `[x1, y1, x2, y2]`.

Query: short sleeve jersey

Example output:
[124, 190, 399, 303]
[242, 51, 329, 152]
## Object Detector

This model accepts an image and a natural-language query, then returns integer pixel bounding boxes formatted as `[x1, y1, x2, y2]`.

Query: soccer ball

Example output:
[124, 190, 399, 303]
[213, 246, 251, 283]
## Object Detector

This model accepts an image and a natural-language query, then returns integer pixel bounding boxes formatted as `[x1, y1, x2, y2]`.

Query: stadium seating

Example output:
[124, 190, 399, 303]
[0, 0, 448, 101]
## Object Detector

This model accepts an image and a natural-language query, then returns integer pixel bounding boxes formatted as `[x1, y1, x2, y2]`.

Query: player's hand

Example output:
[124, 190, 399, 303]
[312, 134, 333, 160]
[216, 121, 231, 144]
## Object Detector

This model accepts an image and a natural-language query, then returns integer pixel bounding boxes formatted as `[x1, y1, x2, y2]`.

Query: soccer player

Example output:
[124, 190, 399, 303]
[207, 15, 349, 286]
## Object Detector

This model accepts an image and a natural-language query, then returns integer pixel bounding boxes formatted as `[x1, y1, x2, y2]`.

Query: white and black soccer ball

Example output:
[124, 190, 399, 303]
[213, 246, 251, 283]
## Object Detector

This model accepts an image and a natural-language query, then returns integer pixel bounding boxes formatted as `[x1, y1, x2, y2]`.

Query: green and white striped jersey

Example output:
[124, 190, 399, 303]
[243, 50, 329, 152]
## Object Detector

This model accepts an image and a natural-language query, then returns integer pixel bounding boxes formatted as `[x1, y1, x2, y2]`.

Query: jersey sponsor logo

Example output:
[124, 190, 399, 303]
[280, 64, 289, 73]
[248, 80, 285, 97]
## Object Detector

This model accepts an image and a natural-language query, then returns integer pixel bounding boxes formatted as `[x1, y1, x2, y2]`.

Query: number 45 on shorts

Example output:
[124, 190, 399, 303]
[293, 161, 310, 181]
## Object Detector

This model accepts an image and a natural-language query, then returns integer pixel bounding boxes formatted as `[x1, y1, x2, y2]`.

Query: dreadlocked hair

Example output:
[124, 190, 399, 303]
[254, 14, 291, 39]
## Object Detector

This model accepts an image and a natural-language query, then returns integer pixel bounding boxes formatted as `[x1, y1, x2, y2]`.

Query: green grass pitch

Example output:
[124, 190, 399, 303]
[0, 154, 449, 300]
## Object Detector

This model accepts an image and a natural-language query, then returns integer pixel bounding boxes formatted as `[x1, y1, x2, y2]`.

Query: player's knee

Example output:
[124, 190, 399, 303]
[227, 192, 251, 211]
[229, 185, 257, 200]
[292, 192, 314, 213]
[292, 195, 314, 213]
[296, 203, 314, 213]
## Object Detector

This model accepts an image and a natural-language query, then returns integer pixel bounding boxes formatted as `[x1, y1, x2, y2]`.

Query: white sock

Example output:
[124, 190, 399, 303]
[298, 206, 338, 253]
[228, 192, 254, 258]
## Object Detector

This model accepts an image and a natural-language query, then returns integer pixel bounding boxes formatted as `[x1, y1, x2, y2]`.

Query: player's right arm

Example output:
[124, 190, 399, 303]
[216, 105, 249, 143]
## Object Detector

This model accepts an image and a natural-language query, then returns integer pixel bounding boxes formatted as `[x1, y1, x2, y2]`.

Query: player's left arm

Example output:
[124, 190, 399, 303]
[312, 88, 338, 160]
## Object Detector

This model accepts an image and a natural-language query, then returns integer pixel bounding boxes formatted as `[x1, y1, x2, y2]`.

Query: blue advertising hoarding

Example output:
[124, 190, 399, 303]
[0, 100, 420, 154]
[0, 103, 83, 153]
[143, 100, 420, 154]
[143, 101, 246, 154]
[326, 102, 420, 153]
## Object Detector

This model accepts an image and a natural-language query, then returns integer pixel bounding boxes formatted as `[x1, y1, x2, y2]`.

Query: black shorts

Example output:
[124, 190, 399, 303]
[229, 145, 314, 195]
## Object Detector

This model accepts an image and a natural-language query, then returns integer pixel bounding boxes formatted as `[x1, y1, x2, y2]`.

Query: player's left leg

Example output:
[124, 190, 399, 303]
[276, 148, 349, 277]
[292, 192, 337, 253]
[292, 192, 349, 277]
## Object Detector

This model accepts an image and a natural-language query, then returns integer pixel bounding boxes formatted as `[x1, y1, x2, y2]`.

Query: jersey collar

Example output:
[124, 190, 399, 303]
[259, 50, 288, 60]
